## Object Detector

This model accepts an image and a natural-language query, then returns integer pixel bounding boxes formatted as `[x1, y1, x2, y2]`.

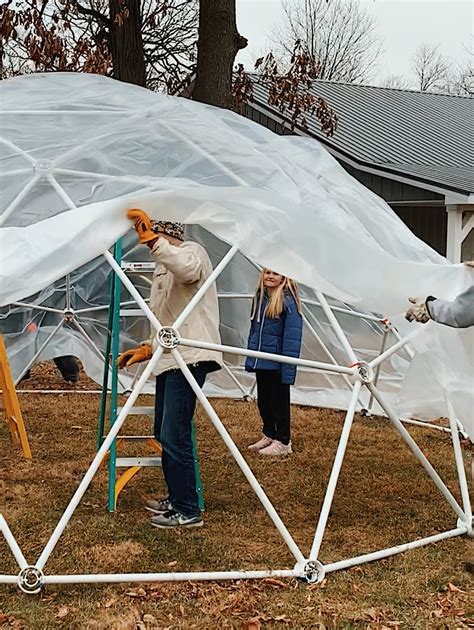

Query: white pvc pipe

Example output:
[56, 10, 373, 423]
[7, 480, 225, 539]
[309, 381, 362, 560]
[35, 346, 164, 570]
[399, 417, 452, 433]
[14, 320, 64, 385]
[69, 318, 128, 392]
[0, 515, 28, 570]
[367, 329, 389, 412]
[391, 327, 415, 359]
[0, 168, 31, 178]
[75, 299, 141, 314]
[47, 174, 77, 211]
[324, 526, 467, 573]
[179, 337, 356, 375]
[43, 568, 297, 585]
[173, 246, 239, 329]
[367, 383, 465, 520]
[12, 302, 63, 314]
[0, 175, 39, 226]
[0, 137, 37, 165]
[54, 167, 163, 187]
[159, 120, 249, 187]
[103, 250, 162, 333]
[314, 290, 358, 364]
[221, 362, 250, 397]
[301, 312, 345, 390]
[0, 575, 18, 584]
[445, 397, 472, 524]
[369, 330, 418, 370]
[171, 350, 306, 564]
[302, 307, 365, 407]
[302, 297, 383, 324]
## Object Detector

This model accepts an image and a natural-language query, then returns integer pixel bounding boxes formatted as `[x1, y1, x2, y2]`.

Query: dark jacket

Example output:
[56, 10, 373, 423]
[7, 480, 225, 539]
[245, 291, 303, 385]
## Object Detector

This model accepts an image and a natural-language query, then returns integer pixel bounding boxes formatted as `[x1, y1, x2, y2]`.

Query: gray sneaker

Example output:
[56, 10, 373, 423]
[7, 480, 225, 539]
[145, 498, 173, 514]
[151, 510, 203, 529]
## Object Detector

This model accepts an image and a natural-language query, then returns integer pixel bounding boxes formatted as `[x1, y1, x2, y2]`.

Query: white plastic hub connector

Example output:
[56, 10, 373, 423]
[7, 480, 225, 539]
[294, 560, 325, 584]
[17, 566, 44, 594]
[354, 361, 374, 384]
[34, 159, 53, 177]
[157, 326, 180, 349]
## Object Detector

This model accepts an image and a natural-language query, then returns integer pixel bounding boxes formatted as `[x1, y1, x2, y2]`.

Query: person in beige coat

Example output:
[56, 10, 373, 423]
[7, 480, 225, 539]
[118, 209, 222, 529]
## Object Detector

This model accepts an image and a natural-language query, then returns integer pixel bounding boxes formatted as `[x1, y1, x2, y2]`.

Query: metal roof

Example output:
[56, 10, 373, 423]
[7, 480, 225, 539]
[250, 80, 474, 196]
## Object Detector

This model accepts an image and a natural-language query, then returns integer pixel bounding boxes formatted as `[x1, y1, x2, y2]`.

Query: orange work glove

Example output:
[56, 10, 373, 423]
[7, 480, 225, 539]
[117, 343, 152, 369]
[127, 209, 157, 245]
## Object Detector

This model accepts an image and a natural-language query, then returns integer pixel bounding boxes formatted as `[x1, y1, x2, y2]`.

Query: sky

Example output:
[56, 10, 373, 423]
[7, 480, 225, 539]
[235, 0, 473, 85]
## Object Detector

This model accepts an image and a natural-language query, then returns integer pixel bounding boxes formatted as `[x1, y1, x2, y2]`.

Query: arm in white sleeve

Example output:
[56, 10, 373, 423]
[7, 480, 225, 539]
[151, 238, 203, 284]
[426, 285, 474, 328]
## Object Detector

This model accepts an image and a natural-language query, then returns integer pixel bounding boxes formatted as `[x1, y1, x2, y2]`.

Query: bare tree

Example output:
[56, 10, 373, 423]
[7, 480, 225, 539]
[1, 0, 337, 135]
[0, 0, 198, 90]
[381, 73, 410, 90]
[411, 43, 449, 92]
[270, 0, 382, 83]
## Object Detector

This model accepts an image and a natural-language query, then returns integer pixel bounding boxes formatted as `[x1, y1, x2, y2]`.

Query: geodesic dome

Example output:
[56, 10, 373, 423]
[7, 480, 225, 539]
[0, 72, 473, 593]
[1, 72, 472, 433]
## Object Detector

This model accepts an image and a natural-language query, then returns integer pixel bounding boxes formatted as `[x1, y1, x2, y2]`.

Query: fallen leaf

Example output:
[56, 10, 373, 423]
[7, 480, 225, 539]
[56, 606, 70, 619]
[447, 582, 465, 593]
[242, 619, 261, 630]
[167, 560, 177, 567]
[262, 577, 288, 588]
[126, 587, 147, 598]
[143, 613, 158, 624]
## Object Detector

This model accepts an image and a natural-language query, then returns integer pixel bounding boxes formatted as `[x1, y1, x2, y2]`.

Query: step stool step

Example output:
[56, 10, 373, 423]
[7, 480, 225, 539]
[117, 406, 154, 415]
[116, 457, 162, 467]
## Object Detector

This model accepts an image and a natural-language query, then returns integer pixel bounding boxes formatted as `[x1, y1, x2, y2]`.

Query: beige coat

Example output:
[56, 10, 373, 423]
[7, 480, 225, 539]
[149, 237, 223, 376]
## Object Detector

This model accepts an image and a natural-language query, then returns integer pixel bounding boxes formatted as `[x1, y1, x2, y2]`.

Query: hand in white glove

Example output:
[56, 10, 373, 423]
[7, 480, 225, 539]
[405, 297, 431, 323]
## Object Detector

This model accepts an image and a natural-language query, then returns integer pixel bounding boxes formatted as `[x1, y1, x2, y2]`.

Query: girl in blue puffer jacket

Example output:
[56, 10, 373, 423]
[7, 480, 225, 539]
[245, 269, 303, 456]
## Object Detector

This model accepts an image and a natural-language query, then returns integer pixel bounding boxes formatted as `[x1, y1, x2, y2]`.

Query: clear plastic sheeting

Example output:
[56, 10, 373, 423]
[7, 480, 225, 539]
[0, 73, 472, 438]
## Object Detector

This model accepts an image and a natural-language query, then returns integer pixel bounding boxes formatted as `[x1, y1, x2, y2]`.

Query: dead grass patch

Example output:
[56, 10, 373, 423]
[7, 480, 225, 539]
[0, 365, 473, 628]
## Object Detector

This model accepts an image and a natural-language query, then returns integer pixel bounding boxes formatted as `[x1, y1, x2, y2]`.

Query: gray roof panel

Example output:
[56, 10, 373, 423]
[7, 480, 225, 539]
[250, 80, 474, 195]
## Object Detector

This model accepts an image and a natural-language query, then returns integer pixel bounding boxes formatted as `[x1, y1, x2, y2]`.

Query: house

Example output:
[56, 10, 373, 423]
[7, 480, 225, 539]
[244, 80, 474, 262]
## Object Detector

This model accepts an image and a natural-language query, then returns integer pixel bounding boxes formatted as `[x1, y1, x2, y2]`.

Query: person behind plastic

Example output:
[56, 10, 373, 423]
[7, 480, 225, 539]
[118, 210, 222, 529]
[405, 261, 474, 328]
[405, 260, 473, 573]
[246, 269, 303, 456]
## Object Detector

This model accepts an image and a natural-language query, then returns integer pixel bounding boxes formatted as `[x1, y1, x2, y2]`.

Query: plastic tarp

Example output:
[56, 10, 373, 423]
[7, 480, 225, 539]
[0, 73, 472, 438]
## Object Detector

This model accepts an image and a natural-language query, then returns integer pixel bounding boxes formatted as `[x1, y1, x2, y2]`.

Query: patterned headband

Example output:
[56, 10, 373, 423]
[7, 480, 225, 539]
[151, 221, 185, 241]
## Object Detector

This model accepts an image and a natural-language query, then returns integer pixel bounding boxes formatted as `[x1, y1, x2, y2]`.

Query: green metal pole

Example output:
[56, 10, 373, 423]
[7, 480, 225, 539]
[107, 238, 123, 512]
[191, 418, 204, 512]
[96, 261, 116, 450]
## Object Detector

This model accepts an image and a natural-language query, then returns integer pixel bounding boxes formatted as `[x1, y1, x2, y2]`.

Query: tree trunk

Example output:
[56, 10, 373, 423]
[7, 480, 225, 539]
[193, 0, 247, 109]
[108, 0, 146, 87]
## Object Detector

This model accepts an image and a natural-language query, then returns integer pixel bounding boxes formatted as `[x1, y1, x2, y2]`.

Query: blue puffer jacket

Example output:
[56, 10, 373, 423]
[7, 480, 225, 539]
[245, 291, 303, 385]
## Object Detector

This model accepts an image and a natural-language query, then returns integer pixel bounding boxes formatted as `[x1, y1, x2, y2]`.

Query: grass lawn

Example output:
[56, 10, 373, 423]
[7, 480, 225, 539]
[1, 364, 473, 628]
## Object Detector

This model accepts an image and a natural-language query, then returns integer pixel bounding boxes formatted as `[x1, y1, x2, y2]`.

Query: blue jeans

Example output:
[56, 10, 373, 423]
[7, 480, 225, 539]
[153, 363, 209, 518]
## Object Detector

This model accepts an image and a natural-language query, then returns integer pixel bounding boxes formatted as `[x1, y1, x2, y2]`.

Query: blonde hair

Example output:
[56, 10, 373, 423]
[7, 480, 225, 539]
[251, 270, 301, 321]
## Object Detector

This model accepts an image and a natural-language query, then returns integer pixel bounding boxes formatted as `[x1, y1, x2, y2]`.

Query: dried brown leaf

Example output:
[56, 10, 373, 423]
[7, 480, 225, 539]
[262, 577, 288, 588]
[447, 582, 465, 593]
[56, 605, 70, 619]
